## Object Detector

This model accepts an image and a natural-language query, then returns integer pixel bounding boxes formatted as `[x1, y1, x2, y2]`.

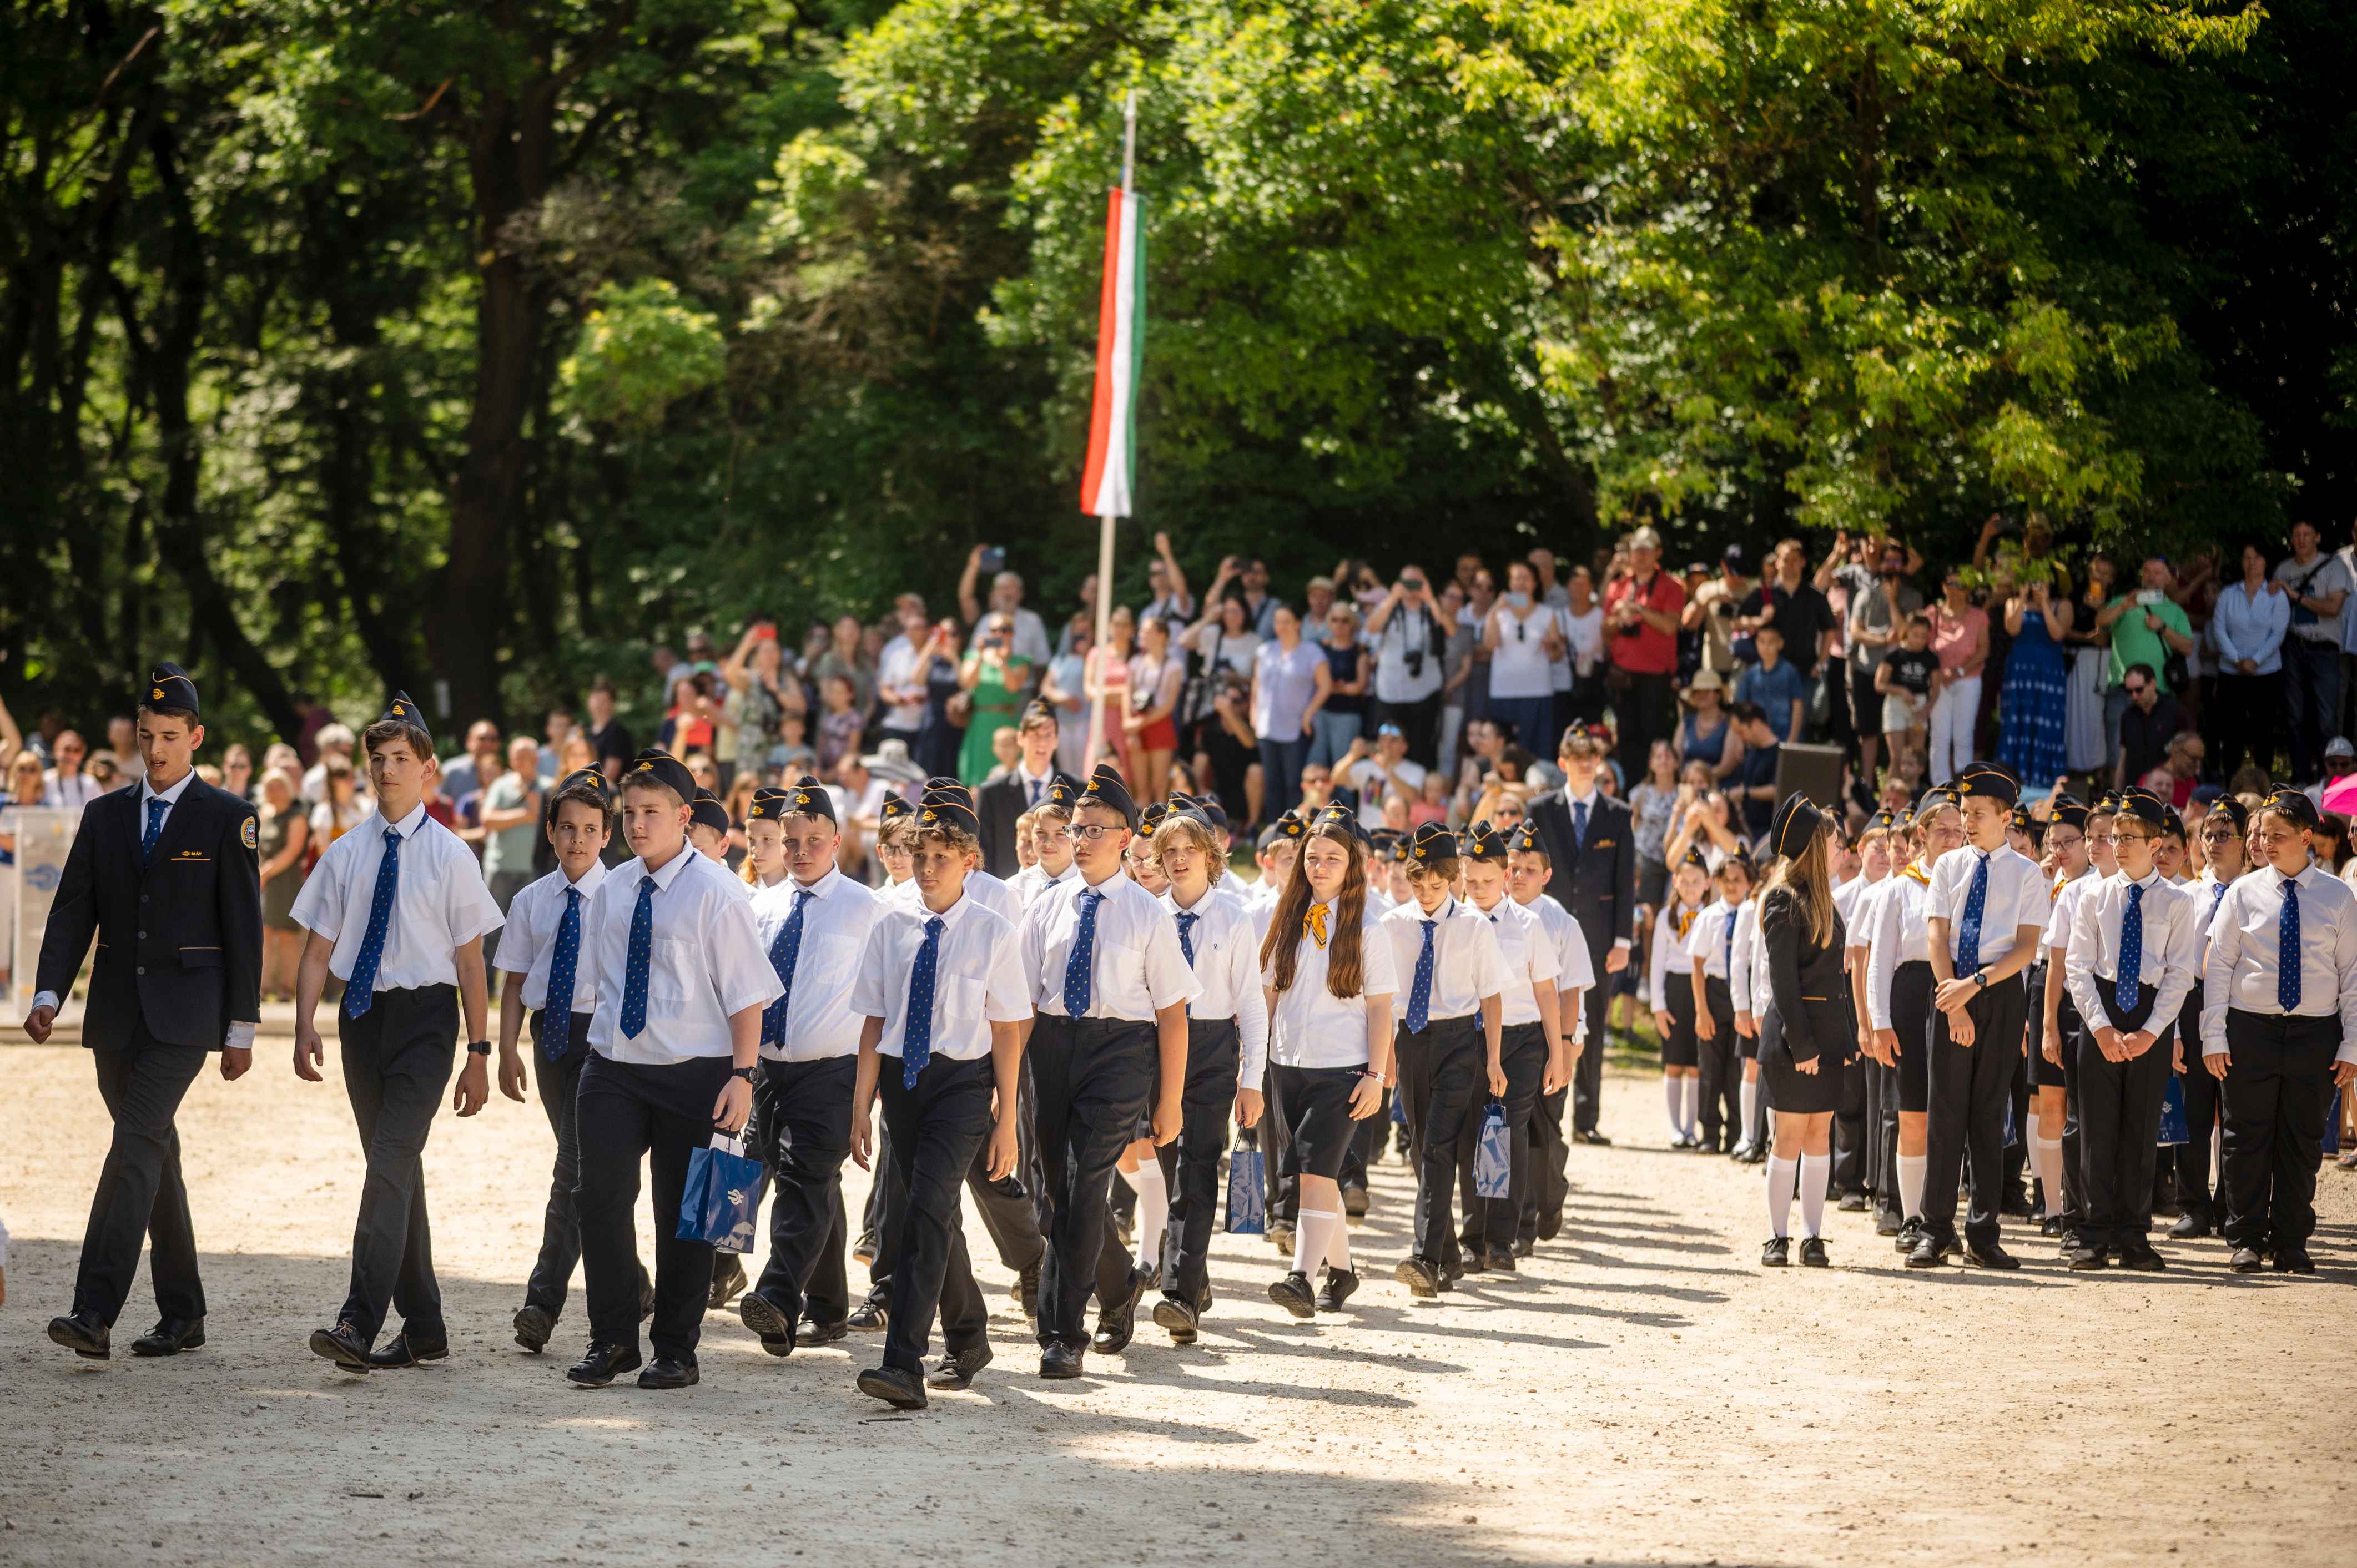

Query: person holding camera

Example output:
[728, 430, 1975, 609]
[1602, 527, 1688, 784]
[2272, 522, 2354, 782]
[2093, 555, 2195, 773]
[1366, 564, 1448, 768]
[956, 546, 1052, 667]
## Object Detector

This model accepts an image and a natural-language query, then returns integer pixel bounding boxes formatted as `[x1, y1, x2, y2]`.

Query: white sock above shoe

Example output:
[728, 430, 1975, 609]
[1293, 1208, 1338, 1279]
[1740, 1078, 1759, 1138]
[1766, 1155, 1797, 1239]
[1664, 1076, 1684, 1137]
[1797, 1152, 1831, 1239]
[1898, 1152, 1928, 1222]
[1130, 1160, 1168, 1273]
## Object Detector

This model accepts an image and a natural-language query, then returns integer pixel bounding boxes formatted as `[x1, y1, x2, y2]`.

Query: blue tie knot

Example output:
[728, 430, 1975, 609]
[543, 884, 583, 1060]
[343, 823, 405, 1019]
[620, 875, 658, 1040]
[903, 914, 946, 1088]
[1406, 917, 1439, 1033]
[2279, 878, 2303, 1012]
[2115, 881, 2146, 1014]
[1062, 888, 1105, 1016]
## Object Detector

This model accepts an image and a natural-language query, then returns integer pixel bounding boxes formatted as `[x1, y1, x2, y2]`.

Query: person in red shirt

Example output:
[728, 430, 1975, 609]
[1604, 527, 1689, 782]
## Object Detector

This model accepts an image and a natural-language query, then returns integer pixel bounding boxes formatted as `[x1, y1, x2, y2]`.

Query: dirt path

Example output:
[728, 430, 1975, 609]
[1, 1030, 2347, 1566]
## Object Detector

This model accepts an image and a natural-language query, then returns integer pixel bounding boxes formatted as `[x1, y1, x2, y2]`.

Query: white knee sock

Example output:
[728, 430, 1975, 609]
[1294, 1208, 1338, 1278]
[1740, 1078, 1759, 1138]
[1129, 1159, 1169, 1272]
[1664, 1076, 1684, 1136]
[1798, 1152, 1831, 1238]
[1766, 1155, 1796, 1238]
[2035, 1139, 2063, 1209]
[1679, 1075, 1700, 1137]
[1898, 1153, 1928, 1222]
[1324, 1207, 1353, 1273]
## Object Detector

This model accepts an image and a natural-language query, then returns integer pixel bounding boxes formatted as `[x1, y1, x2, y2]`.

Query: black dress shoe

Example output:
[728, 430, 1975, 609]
[1439, 1258, 1465, 1289]
[708, 1254, 747, 1311]
[130, 1317, 205, 1357]
[2169, 1209, 2213, 1240]
[1904, 1234, 1948, 1269]
[739, 1292, 797, 1355]
[1961, 1241, 2021, 1270]
[1315, 1267, 1359, 1313]
[2117, 1245, 2167, 1273]
[2064, 1244, 2109, 1271]
[1486, 1246, 1518, 1273]
[847, 1300, 890, 1332]
[565, 1340, 643, 1387]
[364, 1330, 450, 1368]
[2273, 1247, 2317, 1275]
[1460, 1248, 1489, 1274]
[1513, 1236, 1535, 1258]
[1739, 1146, 1767, 1166]
[1015, 1259, 1041, 1321]
[1152, 1296, 1200, 1344]
[637, 1354, 699, 1389]
[859, 1364, 928, 1409]
[2040, 1215, 2064, 1238]
[1341, 1184, 1370, 1218]
[926, 1343, 993, 1390]
[308, 1320, 372, 1372]
[1574, 1128, 1613, 1146]
[1837, 1193, 1869, 1213]
[1797, 1237, 1829, 1268]
[1039, 1340, 1086, 1380]
[1393, 1257, 1440, 1299]
[48, 1310, 110, 1360]
[513, 1305, 556, 1354]
[1895, 1218, 1924, 1254]
[1267, 1269, 1317, 1319]
[1760, 1237, 1789, 1268]
[2228, 1246, 2266, 1273]
[1873, 1209, 1903, 1237]
[1091, 1264, 1154, 1354]
[800, 1317, 849, 1346]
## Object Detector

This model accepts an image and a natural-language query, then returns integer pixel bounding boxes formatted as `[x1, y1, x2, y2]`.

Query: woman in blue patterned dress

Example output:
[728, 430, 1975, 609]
[1998, 576, 2074, 786]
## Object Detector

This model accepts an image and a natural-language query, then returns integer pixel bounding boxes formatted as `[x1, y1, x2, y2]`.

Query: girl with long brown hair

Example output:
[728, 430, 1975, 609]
[1258, 806, 1398, 1318]
[1755, 793, 1852, 1267]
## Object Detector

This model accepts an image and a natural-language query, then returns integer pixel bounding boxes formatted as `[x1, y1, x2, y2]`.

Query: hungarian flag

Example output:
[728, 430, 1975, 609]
[1079, 186, 1144, 518]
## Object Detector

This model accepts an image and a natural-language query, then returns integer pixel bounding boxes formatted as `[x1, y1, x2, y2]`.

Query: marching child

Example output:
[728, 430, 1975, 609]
[2031, 795, 2096, 1242]
[1649, 847, 1712, 1147]
[1456, 823, 1563, 1272]
[1010, 780, 1082, 907]
[1498, 820, 1593, 1252]
[2173, 795, 2249, 1239]
[1688, 851, 1756, 1161]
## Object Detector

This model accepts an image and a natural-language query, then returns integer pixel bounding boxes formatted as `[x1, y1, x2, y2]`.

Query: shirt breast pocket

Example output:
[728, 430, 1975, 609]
[647, 936, 696, 1010]
[934, 974, 986, 1039]
[804, 932, 860, 989]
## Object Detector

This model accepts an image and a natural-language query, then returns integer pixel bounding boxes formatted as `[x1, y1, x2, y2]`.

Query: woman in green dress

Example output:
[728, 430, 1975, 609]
[958, 610, 1033, 786]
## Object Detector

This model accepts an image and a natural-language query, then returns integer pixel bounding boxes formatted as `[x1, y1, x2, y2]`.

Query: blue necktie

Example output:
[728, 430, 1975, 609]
[2115, 882, 2144, 1014]
[762, 889, 808, 1047]
[1954, 851, 1990, 967]
[620, 875, 657, 1039]
[1573, 799, 1589, 850]
[343, 827, 402, 1019]
[1175, 909, 1200, 968]
[2208, 881, 2228, 924]
[542, 886, 582, 1060]
[140, 796, 167, 869]
[1406, 919, 1438, 1032]
[1062, 889, 1104, 1016]
[903, 915, 945, 1088]
[2279, 879, 2301, 1011]
[1723, 906, 1735, 977]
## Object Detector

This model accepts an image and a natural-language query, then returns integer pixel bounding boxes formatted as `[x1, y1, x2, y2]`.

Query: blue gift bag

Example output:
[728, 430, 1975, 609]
[678, 1133, 768, 1254]
[1225, 1147, 1267, 1234]
[2157, 1074, 2189, 1147]
[1473, 1102, 1512, 1199]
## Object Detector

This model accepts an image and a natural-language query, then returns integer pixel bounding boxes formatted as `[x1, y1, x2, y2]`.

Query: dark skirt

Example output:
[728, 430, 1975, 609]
[1662, 977, 1699, 1069]
[1892, 960, 1934, 1113]
[1271, 1063, 1363, 1181]
[1760, 998, 1851, 1116]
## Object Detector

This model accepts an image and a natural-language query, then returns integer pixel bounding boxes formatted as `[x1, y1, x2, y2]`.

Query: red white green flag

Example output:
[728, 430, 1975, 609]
[1079, 185, 1144, 519]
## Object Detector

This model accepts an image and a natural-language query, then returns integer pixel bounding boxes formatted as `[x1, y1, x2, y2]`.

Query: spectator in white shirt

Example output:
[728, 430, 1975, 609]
[42, 729, 99, 811]
[956, 548, 1052, 668]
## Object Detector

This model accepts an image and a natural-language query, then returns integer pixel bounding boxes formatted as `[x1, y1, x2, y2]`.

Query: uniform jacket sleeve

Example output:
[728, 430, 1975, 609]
[1761, 892, 1820, 1063]
[34, 798, 104, 1000]
[218, 793, 265, 1026]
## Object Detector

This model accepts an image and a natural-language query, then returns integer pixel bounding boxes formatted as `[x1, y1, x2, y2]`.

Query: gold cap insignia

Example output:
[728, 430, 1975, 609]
[922, 809, 937, 821]
[152, 687, 164, 701]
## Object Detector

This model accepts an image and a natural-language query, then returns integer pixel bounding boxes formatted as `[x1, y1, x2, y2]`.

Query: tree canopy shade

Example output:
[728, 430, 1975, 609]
[2, 0, 2346, 745]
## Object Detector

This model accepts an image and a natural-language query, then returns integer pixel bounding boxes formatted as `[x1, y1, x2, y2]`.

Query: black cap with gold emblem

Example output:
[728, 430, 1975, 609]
[380, 690, 430, 747]
[918, 785, 981, 838]
[142, 662, 199, 716]
[689, 786, 730, 837]
[623, 747, 696, 804]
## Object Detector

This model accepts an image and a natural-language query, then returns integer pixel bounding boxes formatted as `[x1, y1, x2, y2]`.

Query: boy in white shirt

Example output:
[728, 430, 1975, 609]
[1456, 823, 1564, 1272]
[1687, 852, 1756, 1157]
[290, 693, 503, 1373]
[1009, 779, 1082, 906]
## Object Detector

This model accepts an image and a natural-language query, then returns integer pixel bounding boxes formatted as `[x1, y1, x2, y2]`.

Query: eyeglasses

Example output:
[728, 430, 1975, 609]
[2046, 833, 2083, 851]
[2200, 825, 2240, 840]
[1069, 823, 1125, 843]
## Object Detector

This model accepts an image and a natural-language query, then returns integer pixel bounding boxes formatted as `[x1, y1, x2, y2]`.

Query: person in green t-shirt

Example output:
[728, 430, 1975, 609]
[2094, 556, 2195, 772]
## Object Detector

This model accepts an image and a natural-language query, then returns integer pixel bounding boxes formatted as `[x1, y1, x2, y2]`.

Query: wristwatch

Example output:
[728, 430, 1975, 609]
[466, 1040, 492, 1056]
[1972, 970, 1989, 990]
[731, 1066, 757, 1083]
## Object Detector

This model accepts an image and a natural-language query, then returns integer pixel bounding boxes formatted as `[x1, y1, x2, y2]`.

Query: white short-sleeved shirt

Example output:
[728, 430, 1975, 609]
[1517, 892, 1595, 1035]
[1862, 871, 1929, 1030]
[1686, 899, 1742, 981]
[1265, 905, 1400, 1068]
[1729, 898, 1761, 1016]
[2200, 865, 2357, 1063]
[1648, 900, 1704, 1011]
[1469, 895, 1561, 1026]
[1010, 861, 1081, 908]
[751, 867, 881, 1062]
[883, 865, 1021, 926]
[1926, 843, 2047, 968]
[2043, 869, 2092, 955]
[1378, 896, 1508, 1024]
[852, 892, 1031, 1061]
[289, 800, 505, 989]
[493, 860, 610, 1012]
[583, 847, 784, 1065]
[1023, 871, 1201, 1020]
[1165, 884, 1271, 1085]
[2064, 870, 2203, 1032]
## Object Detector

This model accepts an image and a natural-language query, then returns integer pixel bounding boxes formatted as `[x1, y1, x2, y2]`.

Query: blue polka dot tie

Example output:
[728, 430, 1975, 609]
[620, 875, 657, 1039]
[1954, 851, 1990, 968]
[1723, 907, 1735, 977]
[2115, 882, 2144, 1014]
[2279, 878, 2301, 1011]
[762, 890, 807, 1048]
[343, 827, 402, 1019]
[1572, 799, 1589, 850]
[140, 796, 167, 869]
[1175, 909, 1200, 1017]
[903, 915, 945, 1088]
[1406, 919, 1437, 1032]
[542, 886, 582, 1060]
[2208, 880, 2228, 925]
[1062, 889, 1104, 1016]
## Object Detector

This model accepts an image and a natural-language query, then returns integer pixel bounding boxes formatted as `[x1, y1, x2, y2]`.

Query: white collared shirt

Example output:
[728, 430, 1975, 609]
[1730, 897, 1762, 1016]
[289, 800, 504, 989]
[751, 866, 881, 1062]
[2193, 866, 2237, 940]
[2200, 865, 2357, 1062]
[1264, 903, 1399, 1068]
[2064, 870, 2203, 1031]
[1926, 843, 2047, 967]
[1164, 884, 1271, 1085]
[494, 859, 610, 1012]
[1378, 895, 1508, 1024]
[2046, 867, 2095, 956]
[1010, 860, 1081, 908]
[852, 890, 1031, 1061]
[1863, 873, 1930, 1030]
[1468, 894, 1561, 1026]
[1011, 761, 1059, 811]
[883, 865, 1020, 927]
[583, 847, 783, 1065]
[135, 767, 195, 838]
[1648, 899, 1704, 1010]
[1023, 870, 1200, 1020]
[1515, 891, 1595, 1038]
[1685, 898, 1744, 982]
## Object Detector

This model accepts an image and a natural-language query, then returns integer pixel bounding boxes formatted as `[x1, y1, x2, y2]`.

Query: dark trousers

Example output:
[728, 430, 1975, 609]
[2056, 995, 2087, 1237]
[576, 1052, 730, 1363]
[2174, 982, 2225, 1216]
[1832, 1058, 1870, 1195]
[1460, 1023, 1548, 1254]
[1921, 974, 2027, 1250]
[1393, 1016, 1483, 1266]
[878, 1053, 994, 1373]
[1568, 939, 1611, 1134]
[73, 1025, 207, 1326]
[1029, 1016, 1159, 1349]
[1155, 1019, 1240, 1304]
[2219, 1009, 2342, 1252]
[2285, 637, 2341, 784]
[1258, 737, 1310, 820]
[2076, 980, 2173, 1249]
[863, 1102, 1042, 1312]
[1614, 669, 1675, 789]
[2212, 670, 2282, 780]
[1865, 1053, 1898, 1220]
[523, 1012, 595, 1318]
[752, 1055, 857, 1330]
[336, 985, 457, 1342]
[1697, 976, 1739, 1151]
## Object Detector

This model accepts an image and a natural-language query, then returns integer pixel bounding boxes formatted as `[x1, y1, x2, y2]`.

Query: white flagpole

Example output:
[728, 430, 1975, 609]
[1084, 89, 1137, 780]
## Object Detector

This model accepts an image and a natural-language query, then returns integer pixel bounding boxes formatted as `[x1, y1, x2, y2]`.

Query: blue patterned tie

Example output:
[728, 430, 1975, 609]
[2279, 879, 2301, 1011]
[1175, 909, 1200, 969]
[1406, 919, 1437, 1032]
[542, 886, 582, 1060]
[2209, 881, 2227, 924]
[1573, 799, 1589, 850]
[1723, 907, 1735, 976]
[1062, 889, 1104, 1016]
[2115, 882, 2144, 1014]
[140, 796, 167, 869]
[1954, 851, 1990, 968]
[903, 915, 945, 1088]
[620, 875, 657, 1039]
[343, 827, 402, 1019]
[761, 890, 807, 1048]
